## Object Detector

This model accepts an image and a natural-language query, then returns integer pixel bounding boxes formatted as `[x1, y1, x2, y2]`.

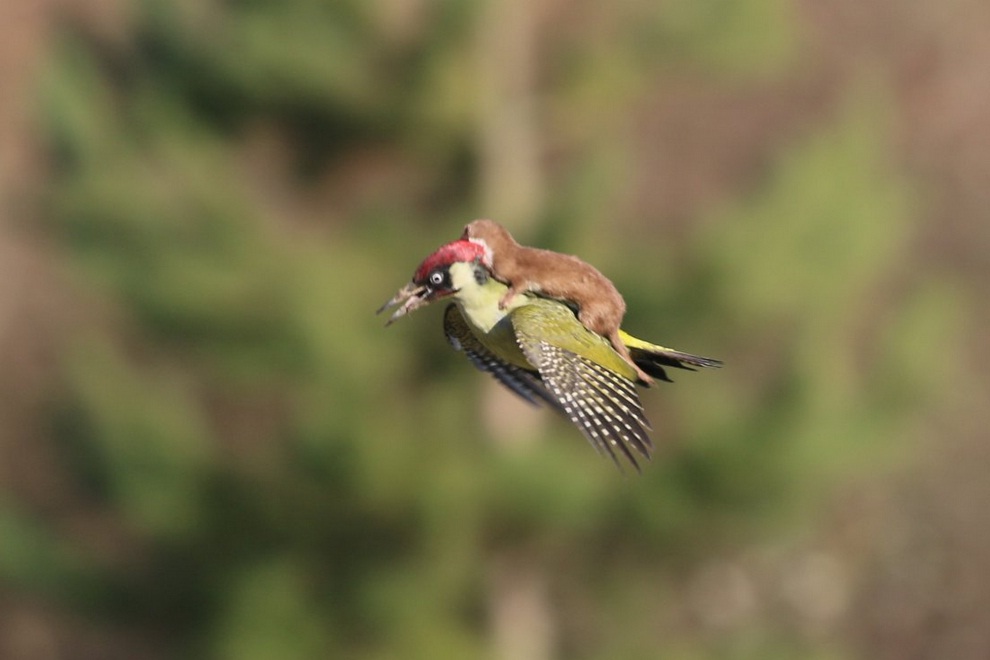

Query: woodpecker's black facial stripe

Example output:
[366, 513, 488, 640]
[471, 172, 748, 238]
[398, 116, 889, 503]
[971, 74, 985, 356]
[421, 267, 453, 295]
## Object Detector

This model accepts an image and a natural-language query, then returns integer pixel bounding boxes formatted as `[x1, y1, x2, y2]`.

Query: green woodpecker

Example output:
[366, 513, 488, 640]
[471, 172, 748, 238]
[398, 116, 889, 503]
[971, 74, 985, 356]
[378, 239, 721, 469]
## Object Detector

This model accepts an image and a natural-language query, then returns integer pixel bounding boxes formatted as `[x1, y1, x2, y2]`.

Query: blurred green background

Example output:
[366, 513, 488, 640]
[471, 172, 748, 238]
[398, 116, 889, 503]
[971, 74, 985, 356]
[1, 0, 988, 658]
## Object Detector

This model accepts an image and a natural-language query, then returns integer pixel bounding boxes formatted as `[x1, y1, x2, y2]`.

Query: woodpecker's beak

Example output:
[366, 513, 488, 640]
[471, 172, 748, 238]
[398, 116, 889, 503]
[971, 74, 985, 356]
[377, 282, 431, 325]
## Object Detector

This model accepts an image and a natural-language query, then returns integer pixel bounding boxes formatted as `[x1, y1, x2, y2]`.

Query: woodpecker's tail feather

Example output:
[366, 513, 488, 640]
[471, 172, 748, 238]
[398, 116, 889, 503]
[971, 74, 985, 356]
[618, 330, 723, 383]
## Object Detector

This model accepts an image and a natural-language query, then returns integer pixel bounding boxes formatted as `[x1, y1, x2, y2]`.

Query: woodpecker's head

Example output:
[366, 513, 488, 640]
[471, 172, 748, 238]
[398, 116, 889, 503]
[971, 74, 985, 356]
[377, 239, 489, 325]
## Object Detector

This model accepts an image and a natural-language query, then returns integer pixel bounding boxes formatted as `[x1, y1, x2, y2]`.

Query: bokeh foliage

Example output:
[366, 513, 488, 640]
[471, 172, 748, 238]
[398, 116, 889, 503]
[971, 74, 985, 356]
[4, 0, 963, 657]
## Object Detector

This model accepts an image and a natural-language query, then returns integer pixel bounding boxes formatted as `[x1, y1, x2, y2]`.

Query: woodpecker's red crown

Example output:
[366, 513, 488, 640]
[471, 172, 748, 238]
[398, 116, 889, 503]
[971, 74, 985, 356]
[412, 239, 487, 284]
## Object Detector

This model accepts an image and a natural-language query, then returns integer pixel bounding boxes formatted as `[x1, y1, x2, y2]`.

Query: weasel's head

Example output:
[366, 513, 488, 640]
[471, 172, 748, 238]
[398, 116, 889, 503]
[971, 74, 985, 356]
[462, 219, 519, 265]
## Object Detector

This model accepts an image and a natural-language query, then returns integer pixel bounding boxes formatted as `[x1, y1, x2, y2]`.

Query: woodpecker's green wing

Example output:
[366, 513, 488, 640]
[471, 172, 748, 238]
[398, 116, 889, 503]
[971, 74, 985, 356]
[510, 301, 653, 470]
[443, 304, 563, 411]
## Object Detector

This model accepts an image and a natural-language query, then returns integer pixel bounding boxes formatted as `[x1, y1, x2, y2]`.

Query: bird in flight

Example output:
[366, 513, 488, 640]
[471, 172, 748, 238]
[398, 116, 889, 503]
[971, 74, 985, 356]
[378, 234, 720, 470]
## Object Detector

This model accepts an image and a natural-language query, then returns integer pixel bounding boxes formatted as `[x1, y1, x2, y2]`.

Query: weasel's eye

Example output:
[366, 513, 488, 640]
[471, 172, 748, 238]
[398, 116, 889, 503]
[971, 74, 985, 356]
[429, 271, 446, 287]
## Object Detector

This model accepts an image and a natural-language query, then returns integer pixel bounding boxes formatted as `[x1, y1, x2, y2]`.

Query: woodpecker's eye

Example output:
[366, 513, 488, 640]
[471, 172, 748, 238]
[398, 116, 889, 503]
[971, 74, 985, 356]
[429, 270, 446, 287]
[472, 264, 489, 286]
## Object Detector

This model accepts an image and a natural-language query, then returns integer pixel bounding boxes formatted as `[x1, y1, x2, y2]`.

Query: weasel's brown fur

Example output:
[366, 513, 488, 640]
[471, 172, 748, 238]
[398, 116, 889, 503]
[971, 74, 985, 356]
[462, 219, 653, 385]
